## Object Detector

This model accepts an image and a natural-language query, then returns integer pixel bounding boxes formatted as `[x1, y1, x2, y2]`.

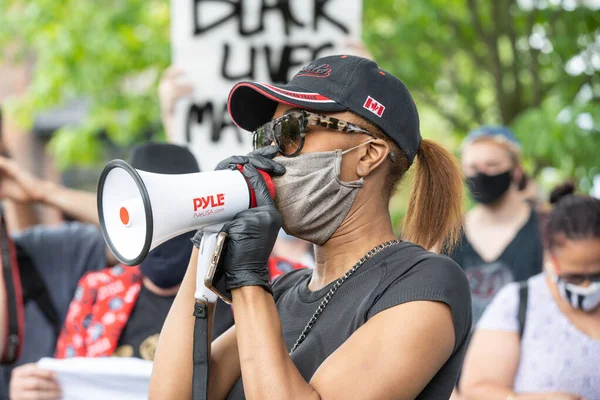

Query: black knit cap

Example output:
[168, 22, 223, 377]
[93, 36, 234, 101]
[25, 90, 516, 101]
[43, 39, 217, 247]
[227, 55, 422, 163]
[128, 142, 200, 174]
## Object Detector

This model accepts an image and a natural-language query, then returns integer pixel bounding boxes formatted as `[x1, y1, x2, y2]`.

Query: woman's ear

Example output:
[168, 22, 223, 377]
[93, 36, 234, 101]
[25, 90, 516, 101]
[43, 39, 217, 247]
[544, 253, 563, 277]
[356, 139, 390, 178]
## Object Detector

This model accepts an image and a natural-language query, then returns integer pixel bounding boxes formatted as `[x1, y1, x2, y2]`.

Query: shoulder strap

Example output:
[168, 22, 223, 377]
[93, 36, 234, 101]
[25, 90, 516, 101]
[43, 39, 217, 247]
[16, 242, 62, 339]
[192, 302, 209, 400]
[517, 281, 528, 339]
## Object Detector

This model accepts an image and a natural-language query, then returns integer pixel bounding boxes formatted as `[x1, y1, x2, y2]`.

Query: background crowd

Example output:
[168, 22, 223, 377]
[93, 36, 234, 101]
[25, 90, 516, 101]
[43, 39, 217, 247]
[1, 1, 599, 399]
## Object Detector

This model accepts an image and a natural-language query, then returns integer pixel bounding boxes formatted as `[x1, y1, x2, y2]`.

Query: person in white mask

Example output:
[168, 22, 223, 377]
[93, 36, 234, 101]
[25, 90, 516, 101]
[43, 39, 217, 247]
[150, 55, 472, 400]
[460, 183, 600, 400]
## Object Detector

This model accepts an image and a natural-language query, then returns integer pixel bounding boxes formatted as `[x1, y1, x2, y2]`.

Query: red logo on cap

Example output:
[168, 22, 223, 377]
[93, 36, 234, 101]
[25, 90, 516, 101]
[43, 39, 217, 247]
[363, 96, 385, 117]
[296, 63, 332, 78]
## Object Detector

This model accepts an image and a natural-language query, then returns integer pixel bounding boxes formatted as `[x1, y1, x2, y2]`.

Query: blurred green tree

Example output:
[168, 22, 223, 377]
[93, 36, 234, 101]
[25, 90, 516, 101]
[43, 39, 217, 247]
[364, 0, 600, 191]
[0, 0, 170, 167]
[0, 0, 598, 192]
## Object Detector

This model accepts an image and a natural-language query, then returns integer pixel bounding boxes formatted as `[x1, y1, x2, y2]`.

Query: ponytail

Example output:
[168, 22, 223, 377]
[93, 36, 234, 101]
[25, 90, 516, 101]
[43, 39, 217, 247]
[402, 139, 464, 252]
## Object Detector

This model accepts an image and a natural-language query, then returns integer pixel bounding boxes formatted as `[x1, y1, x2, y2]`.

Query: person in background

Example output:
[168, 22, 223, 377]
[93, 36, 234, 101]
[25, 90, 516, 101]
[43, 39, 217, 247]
[460, 183, 600, 400]
[8, 143, 234, 400]
[449, 126, 543, 324]
[0, 156, 103, 228]
[0, 157, 114, 400]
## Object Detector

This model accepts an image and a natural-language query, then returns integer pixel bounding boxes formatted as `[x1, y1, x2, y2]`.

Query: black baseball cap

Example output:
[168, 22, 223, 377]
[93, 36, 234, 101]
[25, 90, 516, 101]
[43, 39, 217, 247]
[227, 55, 422, 163]
[129, 142, 200, 174]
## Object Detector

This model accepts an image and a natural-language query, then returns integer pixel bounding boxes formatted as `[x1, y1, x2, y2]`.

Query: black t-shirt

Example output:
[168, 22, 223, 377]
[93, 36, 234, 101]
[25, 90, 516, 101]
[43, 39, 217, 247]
[448, 210, 543, 324]
[114, 286, 234, 361]
[114, 286, 174, 360]
[226, 241, 472, 400]
[0, 223, 107, 400]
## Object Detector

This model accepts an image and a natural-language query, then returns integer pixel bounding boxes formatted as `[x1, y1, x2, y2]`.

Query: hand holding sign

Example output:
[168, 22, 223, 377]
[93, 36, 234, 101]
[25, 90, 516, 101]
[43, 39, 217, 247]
[159, 66, 195, 142]
[10, 363, 62, 400]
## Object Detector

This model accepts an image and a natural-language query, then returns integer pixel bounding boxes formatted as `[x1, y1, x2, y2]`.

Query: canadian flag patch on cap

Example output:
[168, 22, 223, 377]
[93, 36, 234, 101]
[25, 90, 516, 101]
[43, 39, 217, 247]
[363, 96, 385, 117]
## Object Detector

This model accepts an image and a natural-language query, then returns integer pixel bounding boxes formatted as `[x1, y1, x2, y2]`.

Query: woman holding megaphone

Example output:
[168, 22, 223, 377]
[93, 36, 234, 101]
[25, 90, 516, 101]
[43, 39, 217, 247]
[150, 55, 472, 400]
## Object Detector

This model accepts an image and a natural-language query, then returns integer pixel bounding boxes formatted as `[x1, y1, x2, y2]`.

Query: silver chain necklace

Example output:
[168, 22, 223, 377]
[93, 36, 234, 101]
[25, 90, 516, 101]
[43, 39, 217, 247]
[289, 239, 400, 355]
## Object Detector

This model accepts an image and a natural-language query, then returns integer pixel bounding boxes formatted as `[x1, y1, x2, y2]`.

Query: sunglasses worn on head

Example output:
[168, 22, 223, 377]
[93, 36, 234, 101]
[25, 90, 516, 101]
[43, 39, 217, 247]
[558, 273, 600, 286]
[252, 109, 374, 157]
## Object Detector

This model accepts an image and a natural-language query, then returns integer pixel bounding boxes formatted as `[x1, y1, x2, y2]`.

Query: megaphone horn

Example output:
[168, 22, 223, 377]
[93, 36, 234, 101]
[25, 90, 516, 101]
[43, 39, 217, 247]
[98, 159, 275, 267]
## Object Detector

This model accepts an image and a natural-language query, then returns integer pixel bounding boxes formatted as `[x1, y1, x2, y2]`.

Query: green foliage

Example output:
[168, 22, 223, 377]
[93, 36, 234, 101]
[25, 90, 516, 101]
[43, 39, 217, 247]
[363, 0, 600, 186]
[0, 0, 598, 188]
[0, 0, 170, 167]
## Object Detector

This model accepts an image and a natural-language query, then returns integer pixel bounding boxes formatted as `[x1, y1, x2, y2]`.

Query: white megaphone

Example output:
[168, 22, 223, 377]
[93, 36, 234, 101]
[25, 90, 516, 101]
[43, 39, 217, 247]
[97, 159, 275, 303]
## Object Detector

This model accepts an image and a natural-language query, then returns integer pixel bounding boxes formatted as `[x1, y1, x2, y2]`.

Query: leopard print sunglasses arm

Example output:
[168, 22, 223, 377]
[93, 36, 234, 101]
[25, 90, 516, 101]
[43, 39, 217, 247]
[299, 111, 398, 163]
[299, 111, 374, 137]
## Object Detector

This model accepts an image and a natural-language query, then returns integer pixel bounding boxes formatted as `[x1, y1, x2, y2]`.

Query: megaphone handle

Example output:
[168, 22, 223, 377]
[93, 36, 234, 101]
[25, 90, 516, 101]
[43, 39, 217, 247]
[194, 226, 223, 303]
[192, 226, 224, 400]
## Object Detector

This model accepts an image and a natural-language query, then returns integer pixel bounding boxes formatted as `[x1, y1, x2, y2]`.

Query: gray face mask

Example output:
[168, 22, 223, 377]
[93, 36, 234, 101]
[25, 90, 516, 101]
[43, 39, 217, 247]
[271, 142, 372, 245]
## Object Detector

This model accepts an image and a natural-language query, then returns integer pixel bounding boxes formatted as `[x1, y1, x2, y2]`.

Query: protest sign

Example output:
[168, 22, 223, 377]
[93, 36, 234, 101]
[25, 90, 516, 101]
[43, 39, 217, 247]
[38, 357, 152, 400]
[171, 0, 362, 170]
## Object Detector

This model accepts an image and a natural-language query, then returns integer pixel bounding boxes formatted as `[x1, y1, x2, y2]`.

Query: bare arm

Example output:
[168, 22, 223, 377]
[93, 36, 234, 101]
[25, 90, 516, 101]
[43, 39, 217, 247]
[0, 156, 119, 265]
[35, 181, 119, 265]
[37, 180, 98, 225]
[0, 156, 98, 225]
[460, 329, 521, 400]
[150, 247, 241, 400]
[460, 330, 582, 400]
[232, 285, 456, 400]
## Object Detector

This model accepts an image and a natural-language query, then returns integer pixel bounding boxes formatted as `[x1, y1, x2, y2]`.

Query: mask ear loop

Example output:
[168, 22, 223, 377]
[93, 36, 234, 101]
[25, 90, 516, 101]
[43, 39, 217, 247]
[337, 140, 376, 187]
[341, 139, 375, 155]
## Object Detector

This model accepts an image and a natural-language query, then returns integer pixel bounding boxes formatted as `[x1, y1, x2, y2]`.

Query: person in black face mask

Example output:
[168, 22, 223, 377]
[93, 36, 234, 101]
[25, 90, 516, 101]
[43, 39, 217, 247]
[449, 126, 544, 326]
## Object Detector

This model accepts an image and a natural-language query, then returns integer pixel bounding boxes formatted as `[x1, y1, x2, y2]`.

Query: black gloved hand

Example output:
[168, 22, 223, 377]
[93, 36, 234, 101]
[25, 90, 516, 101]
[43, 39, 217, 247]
[219, 164, 283, 294]
[191, 146, 284, 294]
[191, 146, 285, 249]
[192, 145, 284, 247]
[214, 145, 285, 176]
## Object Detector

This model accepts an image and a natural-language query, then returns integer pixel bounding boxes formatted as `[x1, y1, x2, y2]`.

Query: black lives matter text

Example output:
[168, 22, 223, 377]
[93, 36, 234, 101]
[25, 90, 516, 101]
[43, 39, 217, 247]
[186, 0, 351, 145]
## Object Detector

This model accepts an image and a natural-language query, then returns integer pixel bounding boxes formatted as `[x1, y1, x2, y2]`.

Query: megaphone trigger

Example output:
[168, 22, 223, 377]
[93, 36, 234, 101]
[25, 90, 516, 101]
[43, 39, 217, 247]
[235, 164, 276, 208]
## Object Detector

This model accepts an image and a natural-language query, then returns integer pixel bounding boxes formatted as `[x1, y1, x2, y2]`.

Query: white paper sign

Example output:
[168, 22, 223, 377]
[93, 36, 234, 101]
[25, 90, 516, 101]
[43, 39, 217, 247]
[171, 0, 362, 170]
[37, 357, 152, 400]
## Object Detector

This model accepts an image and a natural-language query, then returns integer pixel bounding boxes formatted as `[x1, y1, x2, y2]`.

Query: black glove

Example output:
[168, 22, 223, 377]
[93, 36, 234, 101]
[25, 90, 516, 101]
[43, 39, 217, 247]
[192, 145, 284, 248]
[214, 145, 285, 176]
[219, 164, 283, 294]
